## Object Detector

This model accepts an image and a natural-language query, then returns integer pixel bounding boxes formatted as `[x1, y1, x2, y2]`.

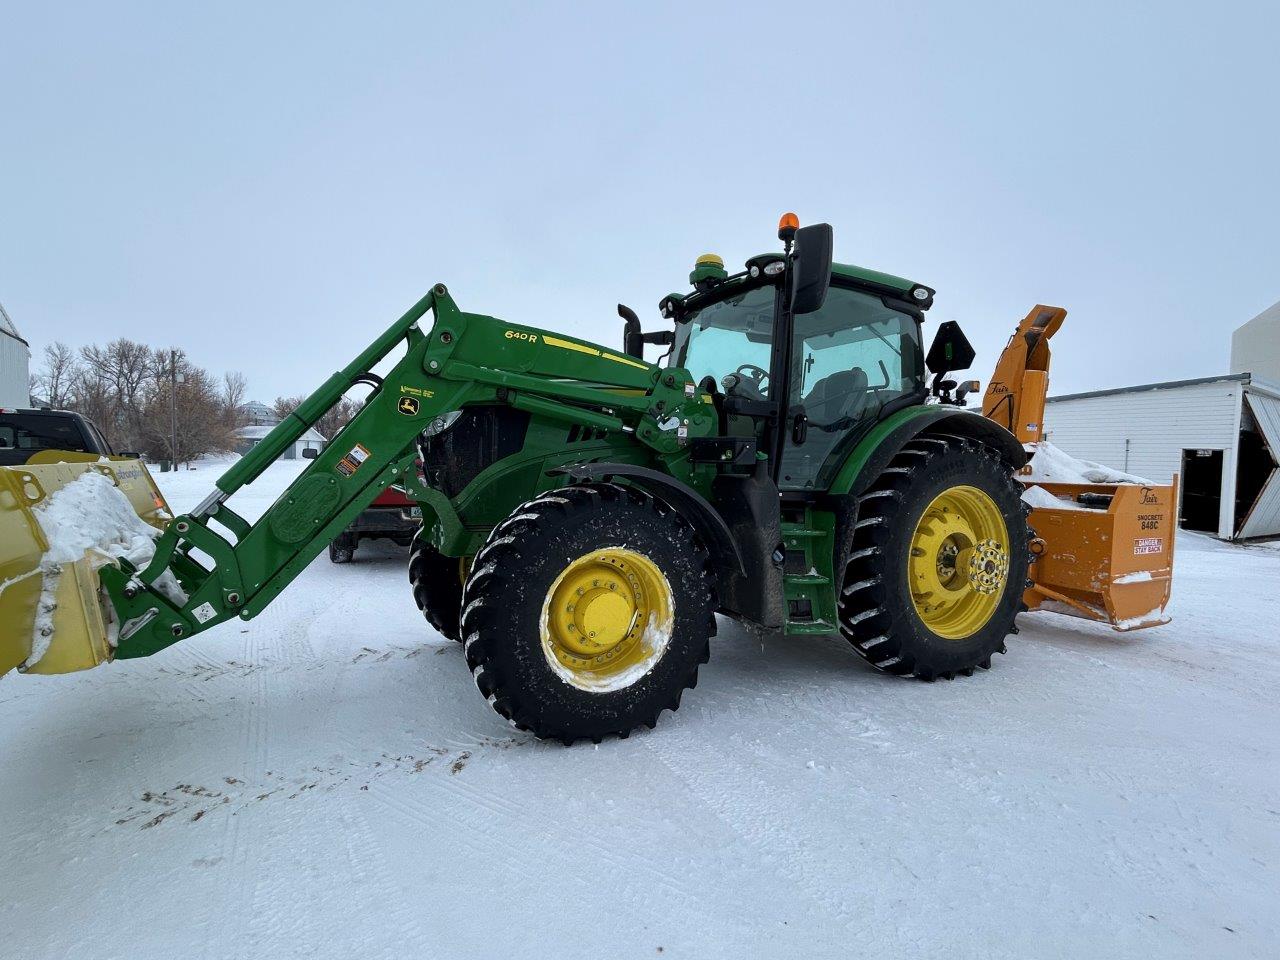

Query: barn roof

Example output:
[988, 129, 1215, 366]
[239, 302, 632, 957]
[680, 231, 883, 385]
[1049, 372, 1280, 404]
[0, 302, 26, 346]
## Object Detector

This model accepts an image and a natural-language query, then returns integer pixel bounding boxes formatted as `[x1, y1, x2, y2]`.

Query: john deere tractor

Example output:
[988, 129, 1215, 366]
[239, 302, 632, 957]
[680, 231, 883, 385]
[2, 215, 1032, 744]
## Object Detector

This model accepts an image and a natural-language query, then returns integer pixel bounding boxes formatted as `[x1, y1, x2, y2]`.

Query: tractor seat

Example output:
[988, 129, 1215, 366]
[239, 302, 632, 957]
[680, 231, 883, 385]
[804, 367, 870, 425]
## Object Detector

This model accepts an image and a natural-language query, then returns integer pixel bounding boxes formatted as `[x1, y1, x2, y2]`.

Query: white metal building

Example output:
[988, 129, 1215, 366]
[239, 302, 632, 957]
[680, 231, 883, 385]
[233, 423, 327, 460]
[1045, 373, 1280, 540]
[0, 301, 31, 408]
[1231, 300, 1280, 384]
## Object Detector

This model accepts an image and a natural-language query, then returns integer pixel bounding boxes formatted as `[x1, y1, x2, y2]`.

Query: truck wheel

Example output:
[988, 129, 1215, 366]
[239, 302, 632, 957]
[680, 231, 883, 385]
[328, 533, 356, 564]
[460, 484, 715, 744]
[408, 529, 465, 641]
[838, 435, 1031, 681]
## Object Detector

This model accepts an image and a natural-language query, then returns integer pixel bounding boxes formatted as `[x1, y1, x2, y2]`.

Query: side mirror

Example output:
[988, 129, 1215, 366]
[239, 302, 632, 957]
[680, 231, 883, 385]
[790, 223, 833, 315]
[925, 321, 976, 375]
[302, 448, 320, 460]
[119, 450, 141, 459]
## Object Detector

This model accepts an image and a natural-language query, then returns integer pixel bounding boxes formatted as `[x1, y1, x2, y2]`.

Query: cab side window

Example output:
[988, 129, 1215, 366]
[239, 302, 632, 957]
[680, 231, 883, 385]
[781, 287, 923, 489]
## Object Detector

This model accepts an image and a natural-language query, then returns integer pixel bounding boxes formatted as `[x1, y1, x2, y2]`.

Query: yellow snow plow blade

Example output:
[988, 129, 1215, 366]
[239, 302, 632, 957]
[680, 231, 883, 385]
[0, 454, 169, 677]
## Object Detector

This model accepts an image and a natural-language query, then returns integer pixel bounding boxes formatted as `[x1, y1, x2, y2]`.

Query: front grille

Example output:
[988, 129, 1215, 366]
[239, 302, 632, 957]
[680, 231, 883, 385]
[418, 405, 530, 499]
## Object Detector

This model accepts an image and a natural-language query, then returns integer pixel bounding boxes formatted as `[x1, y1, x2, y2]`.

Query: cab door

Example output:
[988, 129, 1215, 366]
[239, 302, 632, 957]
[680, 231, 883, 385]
[779, 286, 925, 491]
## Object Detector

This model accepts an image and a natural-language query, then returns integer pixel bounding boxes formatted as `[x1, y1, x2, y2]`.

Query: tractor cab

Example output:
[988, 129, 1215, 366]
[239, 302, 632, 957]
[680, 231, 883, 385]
[653, 216, 939, 491]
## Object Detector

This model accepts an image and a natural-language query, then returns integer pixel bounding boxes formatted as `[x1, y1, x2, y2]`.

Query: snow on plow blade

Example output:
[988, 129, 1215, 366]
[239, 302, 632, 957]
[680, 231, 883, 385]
[1023, 478, 1178, 631]
[0, 455, 170, 676]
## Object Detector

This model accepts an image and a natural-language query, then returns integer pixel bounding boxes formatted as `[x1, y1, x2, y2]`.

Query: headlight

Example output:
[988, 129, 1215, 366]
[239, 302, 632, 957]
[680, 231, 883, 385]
[421, 410, 462, 438]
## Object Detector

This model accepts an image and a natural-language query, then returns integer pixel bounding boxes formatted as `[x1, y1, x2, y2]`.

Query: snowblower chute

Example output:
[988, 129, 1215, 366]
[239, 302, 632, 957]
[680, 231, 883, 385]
[0, 455, 171, 676]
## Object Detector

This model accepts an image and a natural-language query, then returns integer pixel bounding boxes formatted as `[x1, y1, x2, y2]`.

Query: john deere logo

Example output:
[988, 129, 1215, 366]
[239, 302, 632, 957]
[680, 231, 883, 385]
[398, 396, 421, 416]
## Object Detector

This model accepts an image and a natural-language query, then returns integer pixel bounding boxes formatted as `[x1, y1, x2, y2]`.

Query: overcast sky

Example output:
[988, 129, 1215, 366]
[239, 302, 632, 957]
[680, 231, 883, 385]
[3, 1, 1277, 404]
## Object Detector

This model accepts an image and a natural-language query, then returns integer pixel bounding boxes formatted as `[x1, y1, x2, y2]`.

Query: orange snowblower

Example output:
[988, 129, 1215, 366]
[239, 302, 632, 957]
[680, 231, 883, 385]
[983, 305, 1177, 631]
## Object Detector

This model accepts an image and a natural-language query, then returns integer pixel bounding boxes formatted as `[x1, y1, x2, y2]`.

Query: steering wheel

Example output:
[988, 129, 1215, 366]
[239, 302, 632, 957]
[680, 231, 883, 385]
[733, 363, 770, 395]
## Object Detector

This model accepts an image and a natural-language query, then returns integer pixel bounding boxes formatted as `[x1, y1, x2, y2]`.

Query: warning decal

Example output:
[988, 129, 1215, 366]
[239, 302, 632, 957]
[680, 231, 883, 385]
[336, 442, 371, 478]
[1134, 537, 1163, 556]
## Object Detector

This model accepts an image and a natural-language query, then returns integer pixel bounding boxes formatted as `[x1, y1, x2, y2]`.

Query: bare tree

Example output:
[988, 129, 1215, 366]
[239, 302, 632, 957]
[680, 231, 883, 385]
[34, 342, 80, 409]
[68, 364, 116, 437]
[76, 339, 164, 450]
[80, 339, 159, 409]
[221, 371, 248, 429]
[274, 392, 360, 442]
[31, 334, 299, 465]
[272, 395, 306, 420]
[316, 396, 359, 441]
[138, 362, 236, 465]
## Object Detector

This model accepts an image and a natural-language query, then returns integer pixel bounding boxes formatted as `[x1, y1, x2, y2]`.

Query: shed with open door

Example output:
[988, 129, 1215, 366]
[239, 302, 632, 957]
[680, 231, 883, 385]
[1043, 373, 1280, 540]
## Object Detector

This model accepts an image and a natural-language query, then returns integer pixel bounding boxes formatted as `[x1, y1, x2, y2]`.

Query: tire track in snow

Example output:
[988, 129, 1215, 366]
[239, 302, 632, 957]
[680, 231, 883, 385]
[203, 598, 290, 958]
[329, 783, 435, 955]
[356, 738, 724, 913]
[639, 727, 860, 933]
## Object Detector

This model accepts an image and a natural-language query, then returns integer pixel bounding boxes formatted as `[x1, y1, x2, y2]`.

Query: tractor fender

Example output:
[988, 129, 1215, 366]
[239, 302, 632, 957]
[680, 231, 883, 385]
[830, 406, 1027, 498]
[550, 463, 746, 576]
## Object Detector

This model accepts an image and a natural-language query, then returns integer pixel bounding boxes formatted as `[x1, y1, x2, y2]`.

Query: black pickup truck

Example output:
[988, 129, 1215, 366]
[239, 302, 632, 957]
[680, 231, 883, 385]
[0, 408, 120, 466]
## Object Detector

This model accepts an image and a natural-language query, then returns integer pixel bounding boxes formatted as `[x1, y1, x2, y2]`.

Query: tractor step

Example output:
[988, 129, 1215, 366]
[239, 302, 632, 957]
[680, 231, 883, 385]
[784, 573, 831, 587]
[781, 527, 825, 540]
[784, 620, 837, 635]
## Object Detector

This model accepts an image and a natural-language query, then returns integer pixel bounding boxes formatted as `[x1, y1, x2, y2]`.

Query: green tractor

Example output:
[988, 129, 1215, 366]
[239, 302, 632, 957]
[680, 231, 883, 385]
[2, 216, 1031, 744]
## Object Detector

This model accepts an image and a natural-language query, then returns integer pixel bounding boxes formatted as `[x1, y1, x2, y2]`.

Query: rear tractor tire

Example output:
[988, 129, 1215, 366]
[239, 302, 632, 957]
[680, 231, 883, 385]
[839, 435, 1031, 681]
[408, 528, 467, 641]
[460, 484, 716, 745]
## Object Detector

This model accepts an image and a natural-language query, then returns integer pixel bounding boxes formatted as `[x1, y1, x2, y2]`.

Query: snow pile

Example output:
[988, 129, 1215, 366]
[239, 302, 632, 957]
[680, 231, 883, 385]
[28, 472, 186, 667]
[37, 472, 165, 566]
[1114, 570, 1154, 584]
[1026, 441, 1152, 485]
[1021, 484, 1094, 511]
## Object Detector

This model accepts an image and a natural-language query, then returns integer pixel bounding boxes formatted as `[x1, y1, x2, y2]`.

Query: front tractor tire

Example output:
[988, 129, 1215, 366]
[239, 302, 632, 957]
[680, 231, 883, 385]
[839, 435, 1031, 681]
[409, 529, 465, 641]
[460, 484, 716, 745]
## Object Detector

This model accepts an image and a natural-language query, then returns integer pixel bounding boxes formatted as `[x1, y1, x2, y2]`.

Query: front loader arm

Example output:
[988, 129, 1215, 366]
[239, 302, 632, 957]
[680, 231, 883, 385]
[104, 285, 483, 658]
[103, 285, 712, 661]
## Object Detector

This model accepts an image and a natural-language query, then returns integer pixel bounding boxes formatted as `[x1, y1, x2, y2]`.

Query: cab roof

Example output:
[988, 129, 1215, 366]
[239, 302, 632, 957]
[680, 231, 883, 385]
[831, 261, 916, 294]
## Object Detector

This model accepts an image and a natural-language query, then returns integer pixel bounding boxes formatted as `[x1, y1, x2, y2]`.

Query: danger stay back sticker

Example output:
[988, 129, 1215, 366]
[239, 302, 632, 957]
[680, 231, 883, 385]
[1134, 537, 1163, 556]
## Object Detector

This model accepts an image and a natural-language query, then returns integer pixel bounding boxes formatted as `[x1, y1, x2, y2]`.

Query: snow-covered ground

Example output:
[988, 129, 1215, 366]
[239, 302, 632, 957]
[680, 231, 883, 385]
[2, 457, 1276, 959]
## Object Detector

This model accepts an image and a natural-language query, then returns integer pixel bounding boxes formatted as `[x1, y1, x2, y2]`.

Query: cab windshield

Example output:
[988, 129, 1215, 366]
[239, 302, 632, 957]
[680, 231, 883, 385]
[671, 285, 775, 394]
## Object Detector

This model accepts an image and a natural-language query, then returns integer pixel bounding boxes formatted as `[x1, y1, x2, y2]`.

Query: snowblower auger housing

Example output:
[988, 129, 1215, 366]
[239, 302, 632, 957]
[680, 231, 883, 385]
[4, 214, 1173, 742]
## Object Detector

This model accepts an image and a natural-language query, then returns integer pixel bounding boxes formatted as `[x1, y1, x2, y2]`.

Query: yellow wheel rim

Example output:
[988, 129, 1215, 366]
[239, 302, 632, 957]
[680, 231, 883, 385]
[539, 547, 674, 692]
[908, 485, 1010, 640]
